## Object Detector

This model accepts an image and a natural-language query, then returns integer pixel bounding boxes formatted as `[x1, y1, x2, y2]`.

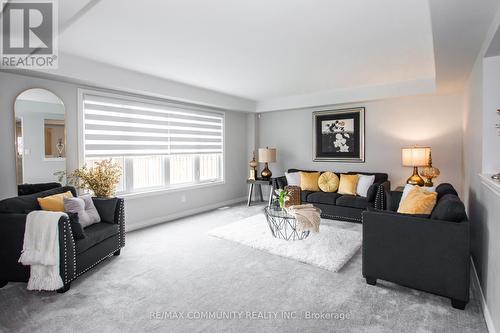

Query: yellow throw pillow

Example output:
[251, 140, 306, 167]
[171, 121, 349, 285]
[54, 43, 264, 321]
[318, 172, 339, 192]
[300, 172, 321, 191]
[37, 191, 74, 212]
[338, 174, 359, 195]
[398, 187, 438, 215]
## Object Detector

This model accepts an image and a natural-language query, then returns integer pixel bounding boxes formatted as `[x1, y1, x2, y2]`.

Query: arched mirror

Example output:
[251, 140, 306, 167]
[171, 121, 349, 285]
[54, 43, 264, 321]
[14, 88, 66, 188]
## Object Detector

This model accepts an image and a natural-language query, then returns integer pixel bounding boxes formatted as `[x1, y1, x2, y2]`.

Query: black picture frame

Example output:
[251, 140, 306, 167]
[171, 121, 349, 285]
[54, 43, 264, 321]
[312, 107, 365, 162]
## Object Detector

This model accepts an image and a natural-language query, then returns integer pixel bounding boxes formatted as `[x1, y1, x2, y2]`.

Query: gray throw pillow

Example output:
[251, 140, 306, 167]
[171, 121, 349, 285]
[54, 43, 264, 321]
[64, 194, 101, 228]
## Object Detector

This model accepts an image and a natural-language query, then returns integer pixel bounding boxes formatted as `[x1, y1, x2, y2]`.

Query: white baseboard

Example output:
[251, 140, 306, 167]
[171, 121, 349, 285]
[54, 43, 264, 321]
[471, 257, 497, 333]
[125, 196, 247, 232]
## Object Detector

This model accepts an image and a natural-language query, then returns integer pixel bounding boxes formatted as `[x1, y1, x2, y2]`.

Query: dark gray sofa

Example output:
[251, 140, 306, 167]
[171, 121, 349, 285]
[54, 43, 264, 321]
[362, 183, 470, 309]
[0, 186, 125, 293]
[273, 169, 390, 223]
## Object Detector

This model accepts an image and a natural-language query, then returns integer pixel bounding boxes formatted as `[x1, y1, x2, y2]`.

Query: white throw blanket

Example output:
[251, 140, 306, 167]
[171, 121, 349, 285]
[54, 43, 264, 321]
[18, 211, 66, 291]
[286, 204, 322, 233]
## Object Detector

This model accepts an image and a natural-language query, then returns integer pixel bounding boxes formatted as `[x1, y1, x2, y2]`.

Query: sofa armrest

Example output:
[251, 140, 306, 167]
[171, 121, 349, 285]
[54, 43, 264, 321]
[367, 180, 390, 204]
[92, 197, 125, 247]
[362, 210, 470, 302]
[58, 215, 76, 285]
[0, 213, 75, 285]
[271, 176, 287, 190]
[0, 213, 29, 282]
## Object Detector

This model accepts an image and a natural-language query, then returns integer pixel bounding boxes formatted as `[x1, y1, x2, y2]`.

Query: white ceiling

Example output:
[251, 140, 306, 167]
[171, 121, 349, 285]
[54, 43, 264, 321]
[48, 0, 500, 110]
[59, 0, 436, 101]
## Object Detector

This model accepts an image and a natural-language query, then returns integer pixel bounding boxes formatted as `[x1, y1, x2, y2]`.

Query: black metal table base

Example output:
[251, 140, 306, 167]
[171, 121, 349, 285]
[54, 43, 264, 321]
[264, 206, 310, 241]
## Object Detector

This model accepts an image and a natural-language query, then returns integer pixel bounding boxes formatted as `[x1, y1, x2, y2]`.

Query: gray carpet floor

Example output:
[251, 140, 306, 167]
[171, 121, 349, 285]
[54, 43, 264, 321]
[0, 203, 488, 333]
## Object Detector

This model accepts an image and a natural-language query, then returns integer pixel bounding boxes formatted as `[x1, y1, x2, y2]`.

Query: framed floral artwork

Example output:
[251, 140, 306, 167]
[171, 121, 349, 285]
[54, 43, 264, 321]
[312, 107, 365, 162]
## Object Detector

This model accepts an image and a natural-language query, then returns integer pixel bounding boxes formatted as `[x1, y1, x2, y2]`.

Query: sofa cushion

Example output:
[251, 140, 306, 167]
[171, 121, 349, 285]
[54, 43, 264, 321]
[338, 174, 359, 195]
[18, 182, 61, 196]
[0, 186, 77, 214]
[92, 197, 119, 224]
[301, 191, 314, 202]
[285, 172, 300, 186]
[299, 172, 321, 191]
[356, 175, 375, 197]
[346, 171, 388, 184]
[37, 191, 74, 212]
[430, 194, 467, 222]
[318, 172, 339, 192]
[307, 192, 342, 205]
[336, 195, 372, 209]
[76, 222, 119, 254]
[398, 184, 436, 211]
[435, 183, 458, 201]
[64, 194, 101, 228]
[365, 206, 429, 218]
[398, 187, 438, 215]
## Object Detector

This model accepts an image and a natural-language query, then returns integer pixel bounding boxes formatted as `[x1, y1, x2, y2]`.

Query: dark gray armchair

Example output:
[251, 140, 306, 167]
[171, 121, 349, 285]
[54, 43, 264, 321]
[362, 183, 470, 309]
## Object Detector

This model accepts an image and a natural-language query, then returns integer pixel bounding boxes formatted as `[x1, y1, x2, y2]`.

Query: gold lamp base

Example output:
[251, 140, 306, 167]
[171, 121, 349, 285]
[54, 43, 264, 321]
[406, 166, 424, 186]
[261, 163, 272, 179]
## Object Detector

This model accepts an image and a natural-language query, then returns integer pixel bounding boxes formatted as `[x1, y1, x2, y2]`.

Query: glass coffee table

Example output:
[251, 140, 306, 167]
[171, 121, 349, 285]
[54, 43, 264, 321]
[263, 206, 310, 241]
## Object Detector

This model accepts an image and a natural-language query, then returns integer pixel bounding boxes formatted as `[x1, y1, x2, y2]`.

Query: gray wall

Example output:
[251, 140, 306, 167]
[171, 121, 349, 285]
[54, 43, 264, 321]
[0, 72, 80, 197]
[0, 71, 249, 230]
[258, 92, 464, 193]
[464, 52, 500, 332]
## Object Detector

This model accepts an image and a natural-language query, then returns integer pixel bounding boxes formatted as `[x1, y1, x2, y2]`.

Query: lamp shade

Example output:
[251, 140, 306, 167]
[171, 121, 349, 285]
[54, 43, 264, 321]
[258, 148, 277, 163]
[401, 147, 430, 167]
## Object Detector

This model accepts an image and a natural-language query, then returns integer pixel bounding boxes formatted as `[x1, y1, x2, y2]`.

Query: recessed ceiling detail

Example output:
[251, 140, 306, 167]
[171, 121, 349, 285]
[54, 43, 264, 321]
[59, 0, 435, 101]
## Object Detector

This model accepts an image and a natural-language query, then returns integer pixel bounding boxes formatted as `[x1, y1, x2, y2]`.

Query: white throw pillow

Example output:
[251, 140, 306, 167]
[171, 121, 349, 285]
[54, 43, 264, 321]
[356, 174, 375, 197]
[398, 184, 436, 211]
[285, 172, 301, 186]
[64, 194, 101, 228]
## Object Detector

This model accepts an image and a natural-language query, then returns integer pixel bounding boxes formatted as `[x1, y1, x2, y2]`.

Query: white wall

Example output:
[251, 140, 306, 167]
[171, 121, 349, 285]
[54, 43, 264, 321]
[29, 53, 256, 112]
[0, 71, 251, 230]
[462, 10, 500, 333]
[482, 55, 500, 174]
[0, 72, 80, 198]
[258, 92, 464, 192]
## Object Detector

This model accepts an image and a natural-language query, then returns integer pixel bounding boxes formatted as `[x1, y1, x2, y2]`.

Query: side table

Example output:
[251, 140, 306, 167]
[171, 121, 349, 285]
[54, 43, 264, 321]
[246, 178, 273, 206]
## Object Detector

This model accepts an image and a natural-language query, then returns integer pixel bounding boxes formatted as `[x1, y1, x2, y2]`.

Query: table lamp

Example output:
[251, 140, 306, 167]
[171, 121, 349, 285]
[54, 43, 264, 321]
[401, 146, 430, 186]
[258, 147, 277, 179]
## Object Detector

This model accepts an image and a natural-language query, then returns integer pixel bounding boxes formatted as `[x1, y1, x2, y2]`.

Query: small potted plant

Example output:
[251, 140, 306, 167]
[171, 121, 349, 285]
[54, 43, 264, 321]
[67, 159, 122, 198]
[274, 189, 290, 209]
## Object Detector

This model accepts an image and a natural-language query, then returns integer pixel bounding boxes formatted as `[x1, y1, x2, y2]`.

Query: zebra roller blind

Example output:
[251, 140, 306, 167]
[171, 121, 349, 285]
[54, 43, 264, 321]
[82, 93, 224, 158]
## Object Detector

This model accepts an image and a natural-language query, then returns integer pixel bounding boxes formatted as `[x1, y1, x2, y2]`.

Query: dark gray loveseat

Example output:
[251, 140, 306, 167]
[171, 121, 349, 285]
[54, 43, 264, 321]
[273, 169, 390, 223]
[0, 185, 125, 292]
[362, 183, 470, 309]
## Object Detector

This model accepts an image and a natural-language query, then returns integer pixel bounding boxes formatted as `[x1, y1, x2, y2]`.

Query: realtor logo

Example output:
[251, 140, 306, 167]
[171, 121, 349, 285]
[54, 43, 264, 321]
[1, 0, 58, 69]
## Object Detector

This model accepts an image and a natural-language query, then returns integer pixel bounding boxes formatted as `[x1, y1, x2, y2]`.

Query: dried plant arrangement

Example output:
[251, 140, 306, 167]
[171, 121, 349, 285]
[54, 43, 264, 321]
[67, 159, 122, 197]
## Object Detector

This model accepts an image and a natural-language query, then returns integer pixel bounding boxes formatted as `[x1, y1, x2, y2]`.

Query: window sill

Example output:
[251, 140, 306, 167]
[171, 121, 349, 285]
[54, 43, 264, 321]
[118, 180, 226, 200]
[479, 173, 500, 198]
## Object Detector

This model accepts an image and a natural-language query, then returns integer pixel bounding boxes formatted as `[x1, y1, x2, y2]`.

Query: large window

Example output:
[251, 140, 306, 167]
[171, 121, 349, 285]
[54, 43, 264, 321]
[80, 90, 224, 195]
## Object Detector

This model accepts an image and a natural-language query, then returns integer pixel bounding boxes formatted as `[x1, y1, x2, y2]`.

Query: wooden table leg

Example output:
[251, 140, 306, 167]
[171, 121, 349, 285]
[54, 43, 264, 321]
[247, 183, 254, 206]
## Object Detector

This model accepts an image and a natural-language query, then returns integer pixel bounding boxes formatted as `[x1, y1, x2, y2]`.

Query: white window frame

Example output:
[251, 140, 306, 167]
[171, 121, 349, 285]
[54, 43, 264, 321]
[77, 88, 226, 198]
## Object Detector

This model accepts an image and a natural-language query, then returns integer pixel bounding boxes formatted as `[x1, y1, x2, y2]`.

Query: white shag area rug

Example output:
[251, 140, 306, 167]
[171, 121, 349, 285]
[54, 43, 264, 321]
[208, 213, 362, 272]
